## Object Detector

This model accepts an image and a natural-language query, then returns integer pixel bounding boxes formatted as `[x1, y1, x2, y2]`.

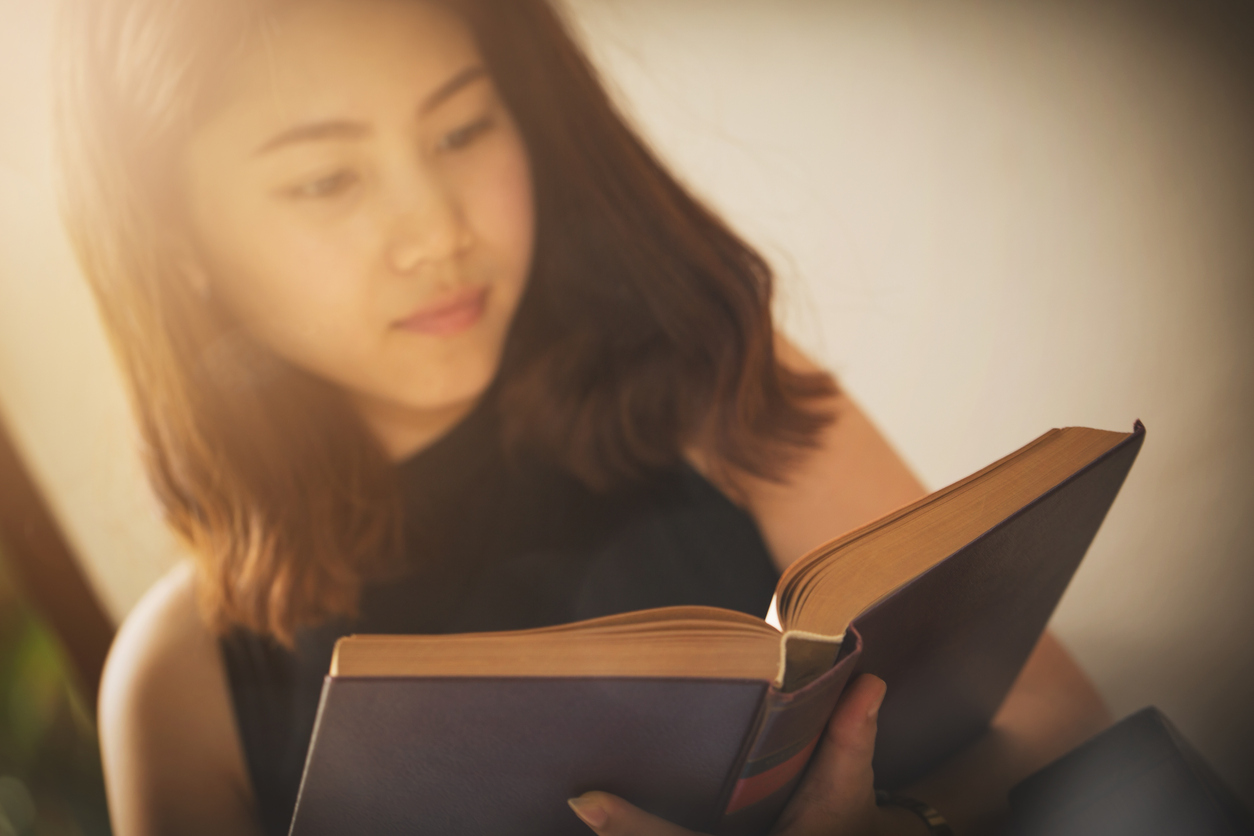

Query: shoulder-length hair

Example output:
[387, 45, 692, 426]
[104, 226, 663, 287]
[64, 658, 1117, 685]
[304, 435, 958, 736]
[55, 0, 836, 645]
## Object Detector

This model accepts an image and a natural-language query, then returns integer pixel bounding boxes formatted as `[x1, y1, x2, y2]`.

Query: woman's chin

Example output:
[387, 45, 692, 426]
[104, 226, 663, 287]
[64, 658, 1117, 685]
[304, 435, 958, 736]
[344, 370, 496, 458]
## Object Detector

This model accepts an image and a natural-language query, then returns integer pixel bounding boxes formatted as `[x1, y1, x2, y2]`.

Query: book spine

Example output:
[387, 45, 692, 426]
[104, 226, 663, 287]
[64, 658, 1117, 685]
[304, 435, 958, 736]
[715, 629, 864, 836]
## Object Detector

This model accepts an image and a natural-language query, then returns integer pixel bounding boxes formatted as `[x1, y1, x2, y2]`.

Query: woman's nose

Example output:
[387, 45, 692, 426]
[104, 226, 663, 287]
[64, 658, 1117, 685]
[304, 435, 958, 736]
[385, 167, 473, 276]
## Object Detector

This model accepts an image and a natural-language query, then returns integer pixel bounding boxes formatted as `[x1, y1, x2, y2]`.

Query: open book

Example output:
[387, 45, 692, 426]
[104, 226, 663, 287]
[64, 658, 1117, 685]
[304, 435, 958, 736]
[289, 423, 1144, 836]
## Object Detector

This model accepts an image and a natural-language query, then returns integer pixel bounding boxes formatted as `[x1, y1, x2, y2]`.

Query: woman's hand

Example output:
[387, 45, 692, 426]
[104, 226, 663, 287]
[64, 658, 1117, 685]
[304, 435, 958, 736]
[567, 674, 929, 836]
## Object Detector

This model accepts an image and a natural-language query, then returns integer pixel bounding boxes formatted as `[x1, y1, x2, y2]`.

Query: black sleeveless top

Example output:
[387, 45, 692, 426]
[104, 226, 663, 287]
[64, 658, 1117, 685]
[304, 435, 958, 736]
[218, 397, 781, 836]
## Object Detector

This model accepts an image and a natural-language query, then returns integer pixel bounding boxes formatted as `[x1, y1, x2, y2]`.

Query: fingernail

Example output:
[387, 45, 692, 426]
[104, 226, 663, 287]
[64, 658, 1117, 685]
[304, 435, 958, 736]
[568, 795, 609, 829]
[867, 686, 886, 722]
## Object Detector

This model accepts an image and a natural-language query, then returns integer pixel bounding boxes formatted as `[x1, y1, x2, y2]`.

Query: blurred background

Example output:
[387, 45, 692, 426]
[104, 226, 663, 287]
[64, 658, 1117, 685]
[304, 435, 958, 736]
[0, 0, 1251, 832]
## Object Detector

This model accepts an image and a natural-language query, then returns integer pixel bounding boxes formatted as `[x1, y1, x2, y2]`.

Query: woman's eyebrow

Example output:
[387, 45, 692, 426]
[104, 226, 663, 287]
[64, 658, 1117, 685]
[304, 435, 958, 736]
[254, 121, 370, 157]
[252, 65, 489, 158]
[419, 65, 488, 115]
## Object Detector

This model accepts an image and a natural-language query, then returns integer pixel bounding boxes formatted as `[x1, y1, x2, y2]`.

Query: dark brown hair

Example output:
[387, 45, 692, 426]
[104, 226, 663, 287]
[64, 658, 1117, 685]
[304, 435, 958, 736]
[55, 0, 836, 644]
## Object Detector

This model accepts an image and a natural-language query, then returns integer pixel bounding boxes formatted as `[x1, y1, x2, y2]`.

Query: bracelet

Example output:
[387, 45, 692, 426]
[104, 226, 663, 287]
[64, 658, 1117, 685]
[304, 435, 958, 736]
[874, 789, 954, 836]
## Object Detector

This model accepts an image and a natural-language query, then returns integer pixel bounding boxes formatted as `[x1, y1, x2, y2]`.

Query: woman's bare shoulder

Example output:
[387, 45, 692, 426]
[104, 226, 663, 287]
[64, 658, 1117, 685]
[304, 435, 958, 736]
[99, 561, 264, 836]
[692, 336, 929, 574]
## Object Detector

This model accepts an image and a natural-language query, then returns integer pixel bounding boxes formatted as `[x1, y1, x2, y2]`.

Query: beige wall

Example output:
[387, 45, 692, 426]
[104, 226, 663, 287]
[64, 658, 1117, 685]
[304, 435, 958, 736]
[0, 1, 184, 620]
[564, 0, 1254, 797]
[1, 0, 1251, 800]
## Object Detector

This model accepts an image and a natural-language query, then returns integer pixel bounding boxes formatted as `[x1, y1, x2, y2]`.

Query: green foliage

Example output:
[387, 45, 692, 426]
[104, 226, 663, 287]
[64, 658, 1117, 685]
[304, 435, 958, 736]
[0, 551, 111, 836]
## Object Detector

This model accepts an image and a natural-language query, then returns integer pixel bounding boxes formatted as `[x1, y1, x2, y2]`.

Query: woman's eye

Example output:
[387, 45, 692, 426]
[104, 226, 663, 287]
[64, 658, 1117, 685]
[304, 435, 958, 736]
[285, 170, 358, 200]
[437, 116, 496, 152]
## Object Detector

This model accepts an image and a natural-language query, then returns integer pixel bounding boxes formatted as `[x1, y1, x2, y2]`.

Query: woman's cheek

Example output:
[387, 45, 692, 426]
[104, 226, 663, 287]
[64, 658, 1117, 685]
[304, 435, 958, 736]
[468, 136, 536, 283]
[232, 237, 374, 372]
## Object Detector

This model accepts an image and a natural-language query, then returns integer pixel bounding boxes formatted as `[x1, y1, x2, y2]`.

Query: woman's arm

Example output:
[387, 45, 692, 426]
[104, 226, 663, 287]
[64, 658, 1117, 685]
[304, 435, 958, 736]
[98, 561, 265, 836]
[737, 386, 927, 576]
[903, 631, 1111, 834]
[689, 338, 928, 573]
[654, 338, 1111, 835]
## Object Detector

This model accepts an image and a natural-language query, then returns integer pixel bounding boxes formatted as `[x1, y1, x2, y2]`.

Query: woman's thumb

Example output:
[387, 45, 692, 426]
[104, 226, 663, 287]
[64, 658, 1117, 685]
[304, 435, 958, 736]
[772, 673, 886, 834]
[567, 791, 704, 836]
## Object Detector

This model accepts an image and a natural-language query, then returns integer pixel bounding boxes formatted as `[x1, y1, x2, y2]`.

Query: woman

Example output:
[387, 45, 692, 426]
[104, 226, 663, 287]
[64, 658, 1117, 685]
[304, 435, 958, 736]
[55, 0, 1110, 834]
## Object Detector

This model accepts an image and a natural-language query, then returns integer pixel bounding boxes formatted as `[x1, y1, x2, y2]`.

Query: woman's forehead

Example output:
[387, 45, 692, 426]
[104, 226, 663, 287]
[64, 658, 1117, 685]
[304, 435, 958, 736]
[201, 0, 484, 142]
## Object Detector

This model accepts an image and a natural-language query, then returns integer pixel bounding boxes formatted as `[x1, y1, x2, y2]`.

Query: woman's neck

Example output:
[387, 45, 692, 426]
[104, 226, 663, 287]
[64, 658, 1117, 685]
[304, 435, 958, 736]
[350, 392, 481, 462]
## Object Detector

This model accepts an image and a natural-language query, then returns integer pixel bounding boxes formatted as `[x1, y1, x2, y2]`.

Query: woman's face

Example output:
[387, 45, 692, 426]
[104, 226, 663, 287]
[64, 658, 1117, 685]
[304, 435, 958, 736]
[180, 0, 535, 456]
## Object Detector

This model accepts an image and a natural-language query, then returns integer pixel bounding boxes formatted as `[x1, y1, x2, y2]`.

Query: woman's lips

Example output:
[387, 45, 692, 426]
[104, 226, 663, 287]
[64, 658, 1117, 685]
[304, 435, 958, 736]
[393, 286, 488, 336]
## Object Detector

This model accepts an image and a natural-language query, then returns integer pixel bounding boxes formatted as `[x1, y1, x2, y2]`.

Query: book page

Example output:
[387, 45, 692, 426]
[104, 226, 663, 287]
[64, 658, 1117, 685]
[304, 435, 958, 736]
[778, 427, 1130, 638]
[333, 605, 787, 683]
